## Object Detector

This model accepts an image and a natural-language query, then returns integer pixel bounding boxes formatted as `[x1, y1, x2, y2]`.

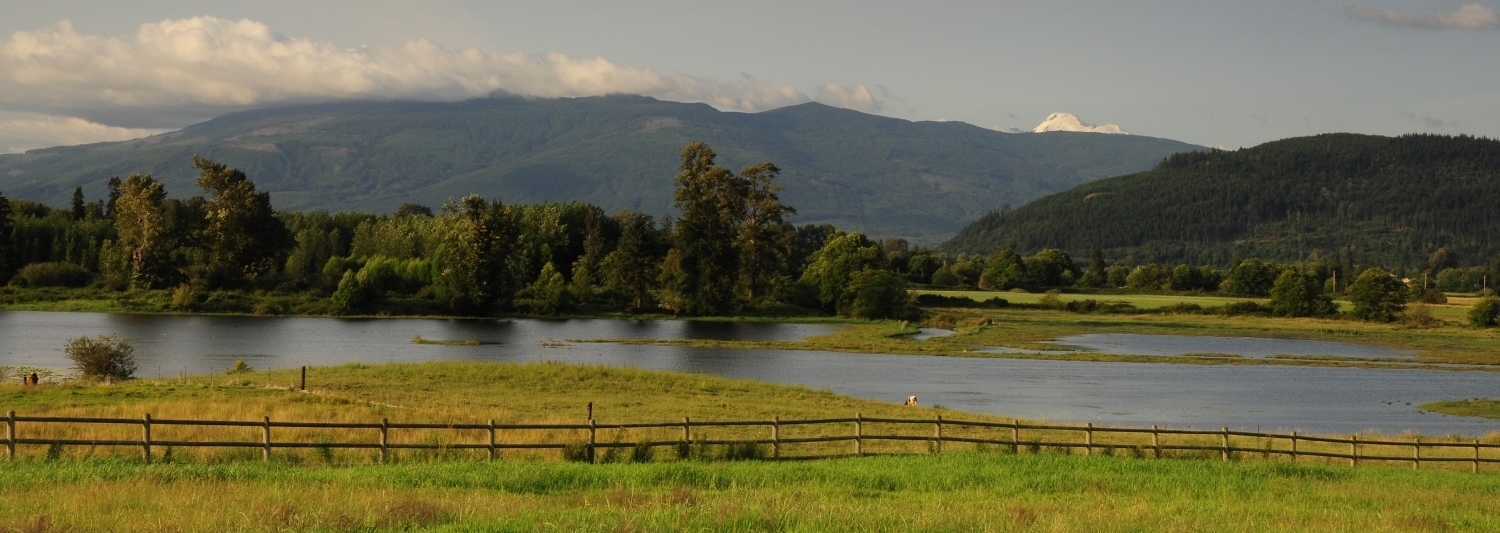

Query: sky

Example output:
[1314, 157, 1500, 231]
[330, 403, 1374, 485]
[1, 0, 1498, 154]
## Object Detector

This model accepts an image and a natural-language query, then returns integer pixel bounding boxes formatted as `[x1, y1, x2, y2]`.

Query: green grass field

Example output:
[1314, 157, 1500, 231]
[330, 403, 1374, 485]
[5, 452, 1499, 532]
[5, 362, 1500, 531]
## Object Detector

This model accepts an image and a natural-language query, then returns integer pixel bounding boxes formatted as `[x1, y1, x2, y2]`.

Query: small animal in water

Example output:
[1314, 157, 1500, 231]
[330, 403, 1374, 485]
[905, 395, 918, 406]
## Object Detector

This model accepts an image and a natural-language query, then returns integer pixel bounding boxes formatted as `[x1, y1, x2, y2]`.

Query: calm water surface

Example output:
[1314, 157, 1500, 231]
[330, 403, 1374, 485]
[2, 311, 1497, 435]
[1049, 333, 1416, 359]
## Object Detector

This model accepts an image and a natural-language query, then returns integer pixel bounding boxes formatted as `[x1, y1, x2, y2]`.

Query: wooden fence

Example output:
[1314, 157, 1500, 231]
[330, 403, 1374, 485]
[6, 410, 1499, 472]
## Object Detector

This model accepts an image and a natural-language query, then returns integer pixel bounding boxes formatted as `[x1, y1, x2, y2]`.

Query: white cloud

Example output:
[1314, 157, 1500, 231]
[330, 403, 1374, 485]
[1346, 3, 1500, 30]
[0, 110, 167, 154]
[814, 83, 881, 112]
[0, 17, 883, 134]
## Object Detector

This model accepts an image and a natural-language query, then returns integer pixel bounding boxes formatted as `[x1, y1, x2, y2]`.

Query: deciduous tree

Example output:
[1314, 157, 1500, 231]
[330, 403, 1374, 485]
[112, 174, 172, 290]
[671, 142, 746, 315]
[1348, 267, 1407, 322]
[1268, 268, 1337, 317]
[442, 194, 516, 314]
[194, 156, 293, 285]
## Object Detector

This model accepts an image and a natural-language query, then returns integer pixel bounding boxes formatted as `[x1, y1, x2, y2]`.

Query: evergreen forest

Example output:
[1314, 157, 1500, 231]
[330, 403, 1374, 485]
[942, 133, 1500, 269]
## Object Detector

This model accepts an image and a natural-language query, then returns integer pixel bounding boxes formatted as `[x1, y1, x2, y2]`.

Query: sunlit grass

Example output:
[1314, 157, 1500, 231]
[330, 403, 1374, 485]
[3, 451, 1500, 532]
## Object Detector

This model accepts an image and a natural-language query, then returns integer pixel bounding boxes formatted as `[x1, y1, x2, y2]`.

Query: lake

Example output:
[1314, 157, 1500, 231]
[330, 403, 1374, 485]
[3, 310, 1498, 435]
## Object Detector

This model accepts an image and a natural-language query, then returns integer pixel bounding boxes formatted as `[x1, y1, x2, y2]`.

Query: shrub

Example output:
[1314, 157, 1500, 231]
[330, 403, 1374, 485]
[562, 442, 592, 462]
[1401, 304, 1440, 329]
[1469, 296, 1500, 328]
[1218, 301, 1270, 316]
[1416, 287, 1448, 304]
[10, 262, 92, 288]
[64, 334, 137, 380]
[631, 441, 655, 463]
[719, 442, 767, 461]
[226, 359, 253, 374]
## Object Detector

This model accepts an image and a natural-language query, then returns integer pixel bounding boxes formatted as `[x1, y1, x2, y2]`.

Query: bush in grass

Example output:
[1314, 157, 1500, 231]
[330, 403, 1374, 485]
[10, 261, 93, 288]
[562, 442, 592, 462]
[631, 441, 655, 463]
[64, 334, 137, 380]
[1469, 296, 1500, 328]
[719, 443, 767, 461]
[1218, 301, 1270, 316]
[226, 359, 253, 374]
[1401, 304, 1440, 329]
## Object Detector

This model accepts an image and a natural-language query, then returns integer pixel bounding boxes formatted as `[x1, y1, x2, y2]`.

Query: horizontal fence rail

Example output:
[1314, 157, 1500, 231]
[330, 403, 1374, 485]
[5, 410, 1499, 473]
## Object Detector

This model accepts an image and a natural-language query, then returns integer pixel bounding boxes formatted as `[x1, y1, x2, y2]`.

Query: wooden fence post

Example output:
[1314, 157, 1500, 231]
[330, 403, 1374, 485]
[1221, 427, 1229, 462]
[142, 414, 152, 463]
[772, 417, 781, 459]
[1151, 425, 1160, 459]
[1291, 432, 1298, 463]
[300, 366, 306, 392]
[488, 419, 497, 462]
[1011, 419, 1019, 454]
[5, 411, 13, 461]
[262, 416, 272, 462]
[682, 417, 690, 456]
[1474, 439, 1481, 473]
[934, 415, 943, 454]
[379, 418, 389, 464]
[1412, 438, 1420, 470]
[1350, 435, 1357, 467]
[854, 413, 863, 456]
[1085, 423, 1093, 456]
[588, 418, 597, 464]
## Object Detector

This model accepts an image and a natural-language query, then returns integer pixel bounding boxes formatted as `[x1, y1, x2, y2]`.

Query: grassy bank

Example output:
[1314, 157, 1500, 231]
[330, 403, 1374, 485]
[1424, 399, 1500, 420]
[6, 362, 1500, 531]
[599, 305, 1500, 370]
[5, 452, 1499, 532]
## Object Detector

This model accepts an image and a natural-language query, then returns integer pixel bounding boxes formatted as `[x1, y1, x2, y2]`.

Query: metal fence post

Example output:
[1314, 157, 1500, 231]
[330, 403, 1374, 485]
[1291, 432, 1298, 463]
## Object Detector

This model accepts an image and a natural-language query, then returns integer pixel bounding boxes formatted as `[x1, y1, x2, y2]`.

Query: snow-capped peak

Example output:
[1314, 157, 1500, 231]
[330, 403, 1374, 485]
[1032, 113, 1128, 134]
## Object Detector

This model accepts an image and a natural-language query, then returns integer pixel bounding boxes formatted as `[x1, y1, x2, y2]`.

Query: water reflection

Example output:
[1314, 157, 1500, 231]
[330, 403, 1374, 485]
[3, 311, 1498, 435]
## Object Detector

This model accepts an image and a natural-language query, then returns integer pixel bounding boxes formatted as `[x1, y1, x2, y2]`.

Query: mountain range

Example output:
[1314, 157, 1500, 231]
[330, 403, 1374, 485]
[0, 95, 1198, 242]
[942, 133, 1500, 267]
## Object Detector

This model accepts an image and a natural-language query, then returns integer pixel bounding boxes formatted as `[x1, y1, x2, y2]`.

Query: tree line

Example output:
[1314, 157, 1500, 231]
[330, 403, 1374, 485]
[0, 144, 917, 320]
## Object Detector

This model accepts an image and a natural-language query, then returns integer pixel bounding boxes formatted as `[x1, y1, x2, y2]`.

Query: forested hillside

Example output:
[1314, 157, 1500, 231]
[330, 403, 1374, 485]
[0, 94, 1197, 242]
[943, 133, 1500, 267]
